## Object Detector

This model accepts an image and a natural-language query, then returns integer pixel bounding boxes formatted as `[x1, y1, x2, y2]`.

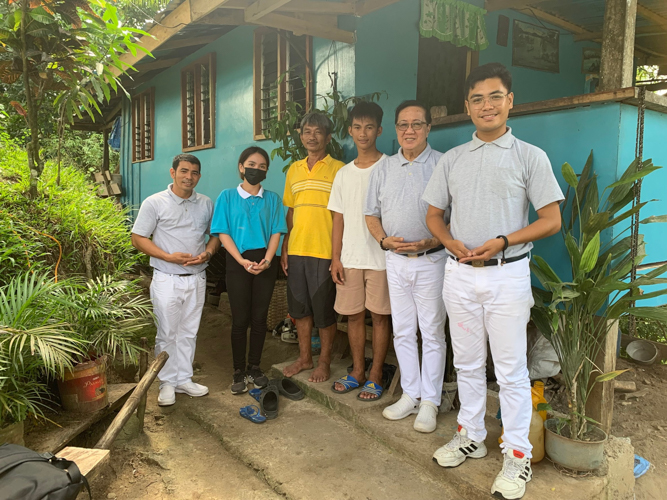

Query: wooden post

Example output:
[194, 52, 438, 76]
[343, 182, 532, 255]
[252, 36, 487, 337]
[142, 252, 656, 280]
[599, 0, 637, 91]
[94, 351, 168, 450]
[585, 319, 619, 435]
[136, 337, 149, 431]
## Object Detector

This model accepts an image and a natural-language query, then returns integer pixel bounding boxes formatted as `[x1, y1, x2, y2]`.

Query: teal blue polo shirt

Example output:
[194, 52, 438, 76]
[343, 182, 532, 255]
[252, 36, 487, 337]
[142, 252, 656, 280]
[211, 185, 288, 254]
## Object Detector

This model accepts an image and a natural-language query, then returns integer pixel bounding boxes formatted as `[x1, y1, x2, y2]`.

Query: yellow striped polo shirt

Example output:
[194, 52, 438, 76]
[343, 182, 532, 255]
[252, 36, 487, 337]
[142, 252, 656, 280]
[283, 154, 345, 259]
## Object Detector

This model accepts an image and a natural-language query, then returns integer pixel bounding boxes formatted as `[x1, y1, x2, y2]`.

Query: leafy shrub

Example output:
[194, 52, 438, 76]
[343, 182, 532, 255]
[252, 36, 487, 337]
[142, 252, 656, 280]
[0, 135, 141, 284]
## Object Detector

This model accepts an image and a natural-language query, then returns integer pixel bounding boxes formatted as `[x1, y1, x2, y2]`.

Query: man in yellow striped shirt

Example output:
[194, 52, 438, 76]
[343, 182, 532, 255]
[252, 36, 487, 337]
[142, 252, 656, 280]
[281, 113, 345, 382]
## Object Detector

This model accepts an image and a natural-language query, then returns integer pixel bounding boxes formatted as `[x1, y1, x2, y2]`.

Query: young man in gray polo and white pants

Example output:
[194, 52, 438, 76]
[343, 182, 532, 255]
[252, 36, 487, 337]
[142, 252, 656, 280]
[132, 154, 220, 407]
[424, 63, 563, 500]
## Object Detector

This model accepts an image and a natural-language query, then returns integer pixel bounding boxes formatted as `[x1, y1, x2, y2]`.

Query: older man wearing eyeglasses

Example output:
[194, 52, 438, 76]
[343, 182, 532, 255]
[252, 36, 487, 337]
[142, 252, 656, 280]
[364, 100, 448, 433]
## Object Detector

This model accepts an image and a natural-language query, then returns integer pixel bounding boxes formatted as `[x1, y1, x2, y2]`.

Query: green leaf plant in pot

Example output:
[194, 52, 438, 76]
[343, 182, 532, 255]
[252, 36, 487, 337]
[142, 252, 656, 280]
[55, 275, 153, 413]
[0, 273, 86, 444]
[530, 152, 667, 471]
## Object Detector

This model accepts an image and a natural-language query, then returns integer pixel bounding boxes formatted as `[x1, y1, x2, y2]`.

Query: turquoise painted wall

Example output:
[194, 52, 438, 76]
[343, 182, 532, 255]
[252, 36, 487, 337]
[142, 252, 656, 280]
[617, 106, 667, 307]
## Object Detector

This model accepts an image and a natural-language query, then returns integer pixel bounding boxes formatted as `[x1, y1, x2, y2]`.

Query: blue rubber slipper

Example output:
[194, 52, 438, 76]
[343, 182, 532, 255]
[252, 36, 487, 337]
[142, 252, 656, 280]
[331, 374, 361, 394]
[239, 404, 266, 424]
[357, 381, 383, 402]
[249, 388, 262, 402]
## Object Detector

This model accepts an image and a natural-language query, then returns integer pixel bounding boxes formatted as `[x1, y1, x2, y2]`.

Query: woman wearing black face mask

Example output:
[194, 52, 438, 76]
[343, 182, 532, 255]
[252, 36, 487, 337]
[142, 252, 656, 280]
[211, 147, 288, 394]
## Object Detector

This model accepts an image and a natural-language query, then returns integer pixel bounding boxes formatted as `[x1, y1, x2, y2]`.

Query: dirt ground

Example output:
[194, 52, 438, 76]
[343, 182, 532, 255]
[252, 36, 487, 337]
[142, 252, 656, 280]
[71, 299, 666, 499]
[611, 357, 667, 500]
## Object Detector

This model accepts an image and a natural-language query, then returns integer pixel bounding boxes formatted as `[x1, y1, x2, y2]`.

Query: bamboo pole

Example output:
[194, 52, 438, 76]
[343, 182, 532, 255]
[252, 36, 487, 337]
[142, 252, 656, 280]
[94, 351, 168, 450]
[136, 337, 149, 431]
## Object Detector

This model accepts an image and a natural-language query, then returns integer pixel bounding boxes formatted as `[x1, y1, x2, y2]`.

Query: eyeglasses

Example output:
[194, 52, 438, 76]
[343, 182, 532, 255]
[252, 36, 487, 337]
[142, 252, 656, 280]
[396, 121, 427, 132]
[467, 94, 509, 109]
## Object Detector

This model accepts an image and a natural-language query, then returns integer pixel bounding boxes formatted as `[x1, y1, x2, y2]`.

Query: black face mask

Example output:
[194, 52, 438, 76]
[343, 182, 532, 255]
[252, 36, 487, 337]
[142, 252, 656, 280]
[243, 167, 266, 186]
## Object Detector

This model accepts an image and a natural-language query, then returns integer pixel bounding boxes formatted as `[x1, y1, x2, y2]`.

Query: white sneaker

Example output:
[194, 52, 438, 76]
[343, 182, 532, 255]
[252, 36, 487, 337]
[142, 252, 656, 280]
[157, 385, 175, 406]
[432, 425, 488, 467]
[175, 382, 209, 397]
[491, 449, 532, 499]
[382, 393, 419, 420]
[414, 401, 438, 433]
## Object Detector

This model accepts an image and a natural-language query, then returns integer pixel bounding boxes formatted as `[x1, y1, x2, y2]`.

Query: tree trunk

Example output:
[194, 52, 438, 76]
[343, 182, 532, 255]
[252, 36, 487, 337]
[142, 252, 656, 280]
[20, 0, 43, 198]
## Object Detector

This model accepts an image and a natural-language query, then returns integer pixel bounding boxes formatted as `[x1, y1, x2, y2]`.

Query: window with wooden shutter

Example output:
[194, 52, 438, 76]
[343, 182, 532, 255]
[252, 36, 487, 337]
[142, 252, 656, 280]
[131, 88, 154, 163]
[181, 52, 216, 152]
[253, 29, 312, 140]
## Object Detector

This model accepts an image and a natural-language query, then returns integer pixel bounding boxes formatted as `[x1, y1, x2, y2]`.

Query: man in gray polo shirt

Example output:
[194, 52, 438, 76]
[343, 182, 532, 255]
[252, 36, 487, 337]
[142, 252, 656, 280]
[364, 100, 448, 434]
[132, 153, 220, 407]
[424, 63, 563, 500]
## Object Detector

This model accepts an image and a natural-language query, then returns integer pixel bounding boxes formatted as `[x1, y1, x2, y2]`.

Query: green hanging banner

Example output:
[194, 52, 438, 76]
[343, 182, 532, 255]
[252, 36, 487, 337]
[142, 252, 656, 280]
[419, 0, 489, 51]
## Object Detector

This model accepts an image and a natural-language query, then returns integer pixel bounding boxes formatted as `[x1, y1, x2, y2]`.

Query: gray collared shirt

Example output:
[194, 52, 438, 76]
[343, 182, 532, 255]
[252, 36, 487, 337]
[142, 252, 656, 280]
[132, 184, 213, 274]
[364, 144, 444, 242]
[423, 128, 564, 258]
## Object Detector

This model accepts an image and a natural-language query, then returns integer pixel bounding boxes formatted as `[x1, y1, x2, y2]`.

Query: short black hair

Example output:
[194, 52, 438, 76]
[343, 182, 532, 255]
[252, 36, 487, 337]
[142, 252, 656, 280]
[349, 101, 383, 128]
[237, 146, 270, 180]
[172, 153, 201, 172]
[394, 100, 431, 125]
[464, 62, 513, 98]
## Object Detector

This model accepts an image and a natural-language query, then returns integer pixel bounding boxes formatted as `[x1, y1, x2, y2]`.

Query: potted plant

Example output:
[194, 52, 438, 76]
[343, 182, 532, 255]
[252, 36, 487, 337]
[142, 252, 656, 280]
[56, 275, 153, 413]
[0, 273, 86, 443]
[530, 153, 667, 470]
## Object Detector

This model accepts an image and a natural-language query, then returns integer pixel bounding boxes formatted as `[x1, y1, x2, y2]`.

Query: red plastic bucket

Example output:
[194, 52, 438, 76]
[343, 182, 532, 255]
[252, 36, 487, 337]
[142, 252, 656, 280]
[58, 356, 109, 413]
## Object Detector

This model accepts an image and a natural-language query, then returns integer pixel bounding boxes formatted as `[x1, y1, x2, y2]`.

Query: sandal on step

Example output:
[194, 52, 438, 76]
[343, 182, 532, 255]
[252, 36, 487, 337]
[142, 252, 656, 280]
[249, 387, 279, 419]
[357, 381, 384, 402]
[331, 375, 361, 394]
[239, 405, 266, 424]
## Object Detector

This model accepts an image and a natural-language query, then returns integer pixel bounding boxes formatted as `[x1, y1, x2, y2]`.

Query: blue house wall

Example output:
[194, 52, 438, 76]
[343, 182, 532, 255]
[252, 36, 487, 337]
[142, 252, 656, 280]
[118, 0, 666, 304]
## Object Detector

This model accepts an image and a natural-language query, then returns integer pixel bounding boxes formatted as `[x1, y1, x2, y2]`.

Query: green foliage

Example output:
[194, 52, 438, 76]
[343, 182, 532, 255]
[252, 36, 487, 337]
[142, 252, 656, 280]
[0, 272, 87, 427]
[619, 313, 667, 343]
[0, 135, 141, 284]
[41, 130, 119, 175]
[265, 87, 386, 172]
[531, 151, 667, 440]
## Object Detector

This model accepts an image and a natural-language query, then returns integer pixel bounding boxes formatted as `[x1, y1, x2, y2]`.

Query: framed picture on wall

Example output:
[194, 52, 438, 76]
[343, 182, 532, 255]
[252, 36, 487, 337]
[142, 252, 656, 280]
[512, 19, 559, 73]
[581, 47, 601, 75]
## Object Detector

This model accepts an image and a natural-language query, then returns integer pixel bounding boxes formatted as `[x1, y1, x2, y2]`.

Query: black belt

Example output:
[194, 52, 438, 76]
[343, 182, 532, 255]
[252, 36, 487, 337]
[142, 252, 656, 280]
[450, 252, 528, 267]
[155, 270, 194, 276]
[397, 245, 445, 258]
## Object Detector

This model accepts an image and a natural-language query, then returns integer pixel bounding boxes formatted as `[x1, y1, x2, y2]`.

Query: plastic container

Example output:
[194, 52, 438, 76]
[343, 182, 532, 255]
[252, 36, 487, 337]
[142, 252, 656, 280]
[531, 381, 548, 421]
[529, 408, 545, 463]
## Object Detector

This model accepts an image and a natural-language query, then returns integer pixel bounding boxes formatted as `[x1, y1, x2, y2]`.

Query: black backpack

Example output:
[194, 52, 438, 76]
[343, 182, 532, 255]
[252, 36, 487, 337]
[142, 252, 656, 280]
[0, 443, 92, 500]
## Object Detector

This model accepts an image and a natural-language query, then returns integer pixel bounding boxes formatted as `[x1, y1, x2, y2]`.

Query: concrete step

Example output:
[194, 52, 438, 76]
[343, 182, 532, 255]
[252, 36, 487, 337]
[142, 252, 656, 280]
[178, 379, 461, 500]
[271, 357, 613, 500]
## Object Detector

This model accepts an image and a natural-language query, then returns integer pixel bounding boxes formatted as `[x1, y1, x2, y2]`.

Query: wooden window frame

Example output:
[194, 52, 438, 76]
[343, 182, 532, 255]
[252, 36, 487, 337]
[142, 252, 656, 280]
[253, 28, 312, 141]
[131, 87, 155, 163]
[180, 52, 216, 152]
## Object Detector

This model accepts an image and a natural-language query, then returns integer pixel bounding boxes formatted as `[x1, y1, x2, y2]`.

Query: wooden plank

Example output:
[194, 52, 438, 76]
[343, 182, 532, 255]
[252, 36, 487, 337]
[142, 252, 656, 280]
[158, 34, 221, 50]
[358, 0, 402, 16]
[134, 57, 184, 73]
[58, 447, 110, 479]
[226, 0, 357, 14]
[256, 12, 355, 44]
[24, 383, 136, 454]
[113, 0, 233, 76]
[484, 0, 550, 12]
[574, 25, 665, 42]
[585, 320, 618, 435]
[624, 86, 667, 114]
[245, 0, 292, 23]
[433, 87, 637, 127]
[518, 6, 590, 35]
[197, 9, 246, 25]
[636, 4, 667, 31]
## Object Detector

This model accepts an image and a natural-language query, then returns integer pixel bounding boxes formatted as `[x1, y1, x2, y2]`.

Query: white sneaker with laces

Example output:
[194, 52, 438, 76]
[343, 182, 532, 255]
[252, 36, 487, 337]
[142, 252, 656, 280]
[157, 385, 175, 406]
[382, 393, 419, 420]
[491, 449, 532, 499]
[432, 425, 488, 467]
[414, 401, 438, 433]
[175, 381, 209, 397]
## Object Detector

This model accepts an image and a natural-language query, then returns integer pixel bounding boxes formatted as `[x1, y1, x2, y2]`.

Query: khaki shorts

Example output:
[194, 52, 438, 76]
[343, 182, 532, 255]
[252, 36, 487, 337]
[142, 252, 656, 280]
[334, 268, 391, 316]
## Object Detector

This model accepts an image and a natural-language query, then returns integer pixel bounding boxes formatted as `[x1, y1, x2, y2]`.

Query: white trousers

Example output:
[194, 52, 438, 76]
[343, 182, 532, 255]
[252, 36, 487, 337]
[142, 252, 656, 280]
[385, 251, 447, 406]
[443, 256, 534, 457]
[150, 270, 207, 388]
